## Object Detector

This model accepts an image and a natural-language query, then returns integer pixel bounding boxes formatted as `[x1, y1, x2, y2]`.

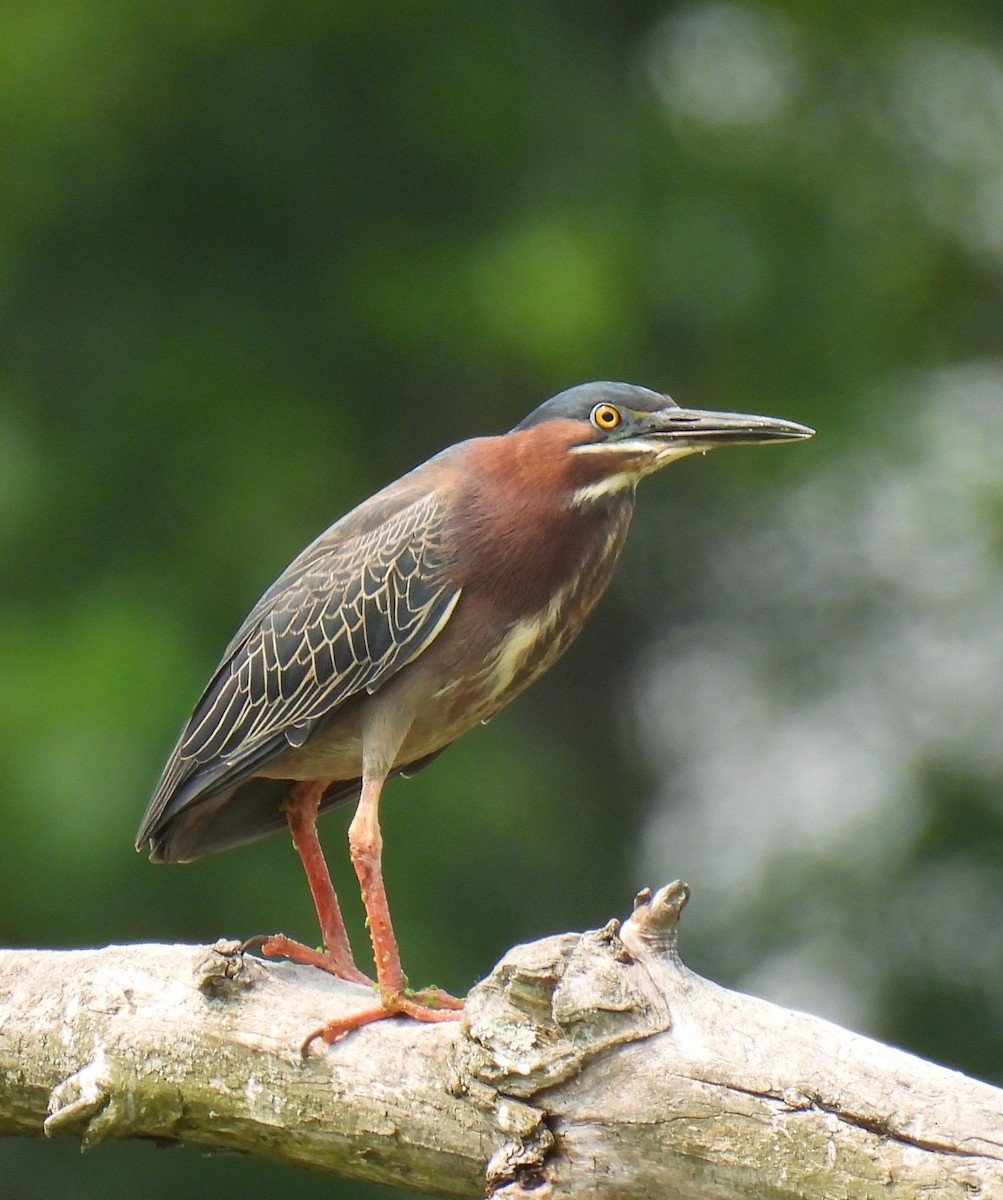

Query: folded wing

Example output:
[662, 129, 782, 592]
[136, 485, 461, 853]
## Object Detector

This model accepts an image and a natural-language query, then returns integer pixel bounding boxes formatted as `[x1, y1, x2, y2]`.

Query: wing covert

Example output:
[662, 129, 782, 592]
[140, 488, 460, 838]
[190, 490, 457, 759]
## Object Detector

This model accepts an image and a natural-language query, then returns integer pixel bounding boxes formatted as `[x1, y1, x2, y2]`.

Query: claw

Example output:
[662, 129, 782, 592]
[301, 988, 464, 1055]
[244, 932, 374, 987]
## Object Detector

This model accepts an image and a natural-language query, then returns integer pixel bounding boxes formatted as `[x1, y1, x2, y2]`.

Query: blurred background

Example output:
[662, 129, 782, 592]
[3, 1, 1003, 1197]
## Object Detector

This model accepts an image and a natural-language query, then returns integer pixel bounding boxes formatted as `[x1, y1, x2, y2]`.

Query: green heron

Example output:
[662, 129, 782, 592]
[137, 381, 812, 1045]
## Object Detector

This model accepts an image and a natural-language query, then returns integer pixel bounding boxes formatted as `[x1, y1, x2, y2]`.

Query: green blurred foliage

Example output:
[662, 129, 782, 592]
[2, 2, 1003, 1197]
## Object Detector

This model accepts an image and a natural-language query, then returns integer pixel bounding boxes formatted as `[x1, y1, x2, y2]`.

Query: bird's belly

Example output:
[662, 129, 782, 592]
[254, 706, 366, 781]
[398, 588, 590, 759]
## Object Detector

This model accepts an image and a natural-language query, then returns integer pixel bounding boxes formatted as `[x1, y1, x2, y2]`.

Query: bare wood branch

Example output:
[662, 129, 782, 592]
[1, 883, 1001, 1198]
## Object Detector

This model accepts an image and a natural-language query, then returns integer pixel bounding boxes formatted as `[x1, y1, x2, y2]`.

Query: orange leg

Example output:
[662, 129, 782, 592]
[302, 774, 463, 1050]
[255, 780, 371, 987]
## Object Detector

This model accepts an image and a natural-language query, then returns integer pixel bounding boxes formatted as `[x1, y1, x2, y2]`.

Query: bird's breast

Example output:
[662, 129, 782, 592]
[417, 499, 633, 736]
[480, 583, 581, 704]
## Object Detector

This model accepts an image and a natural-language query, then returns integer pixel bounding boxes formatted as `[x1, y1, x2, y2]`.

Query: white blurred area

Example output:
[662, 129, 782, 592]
[645, 2, 1003, 267]
[635, 361, 1003, 1031]
[887, 35, 1003, 264]
[635, 0, 1003, 1035]
[644, 2, 802, 132]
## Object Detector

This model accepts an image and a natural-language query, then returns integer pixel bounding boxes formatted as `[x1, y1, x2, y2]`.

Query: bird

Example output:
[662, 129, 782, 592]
[136, 381, 813, 1047]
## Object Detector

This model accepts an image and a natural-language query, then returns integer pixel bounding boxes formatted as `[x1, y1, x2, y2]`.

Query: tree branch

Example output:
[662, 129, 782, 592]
[2, 883, 1001, 1198]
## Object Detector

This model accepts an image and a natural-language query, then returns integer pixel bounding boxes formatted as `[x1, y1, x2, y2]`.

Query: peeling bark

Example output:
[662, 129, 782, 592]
[1, 883, 1001, 1198]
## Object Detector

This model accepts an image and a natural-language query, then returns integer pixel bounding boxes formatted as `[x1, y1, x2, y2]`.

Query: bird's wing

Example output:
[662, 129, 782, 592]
[137, 485, 459, 843]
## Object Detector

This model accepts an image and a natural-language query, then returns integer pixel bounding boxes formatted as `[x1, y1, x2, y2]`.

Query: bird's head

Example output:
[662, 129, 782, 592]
[511, 381, 814, 505]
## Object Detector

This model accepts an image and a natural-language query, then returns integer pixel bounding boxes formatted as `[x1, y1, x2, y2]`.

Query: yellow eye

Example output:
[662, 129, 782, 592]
[591, 403, 622, 431]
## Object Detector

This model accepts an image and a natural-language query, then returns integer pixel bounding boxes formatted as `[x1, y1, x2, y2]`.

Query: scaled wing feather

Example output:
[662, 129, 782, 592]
[138, 488, 460, 842]
[192, 490, 456, 757]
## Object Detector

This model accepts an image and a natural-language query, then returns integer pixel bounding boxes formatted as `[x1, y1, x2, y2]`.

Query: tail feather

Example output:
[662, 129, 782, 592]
[144, 776, 362, 863]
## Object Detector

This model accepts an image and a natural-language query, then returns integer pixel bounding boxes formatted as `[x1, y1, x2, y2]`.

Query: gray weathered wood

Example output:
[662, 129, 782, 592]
[1, 883, 1001, 1197]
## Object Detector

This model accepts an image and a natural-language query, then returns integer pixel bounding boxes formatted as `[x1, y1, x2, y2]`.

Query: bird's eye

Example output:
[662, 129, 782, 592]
[591, 403, 622, 430]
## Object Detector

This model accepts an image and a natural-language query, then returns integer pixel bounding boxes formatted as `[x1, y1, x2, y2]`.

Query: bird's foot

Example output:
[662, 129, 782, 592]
[241, 933, 373, 987]
[301, 986, 464, 1055]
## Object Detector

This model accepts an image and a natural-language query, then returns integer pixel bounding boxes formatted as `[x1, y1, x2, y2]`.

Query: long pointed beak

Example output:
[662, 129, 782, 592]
[643, 405, 815, 451]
